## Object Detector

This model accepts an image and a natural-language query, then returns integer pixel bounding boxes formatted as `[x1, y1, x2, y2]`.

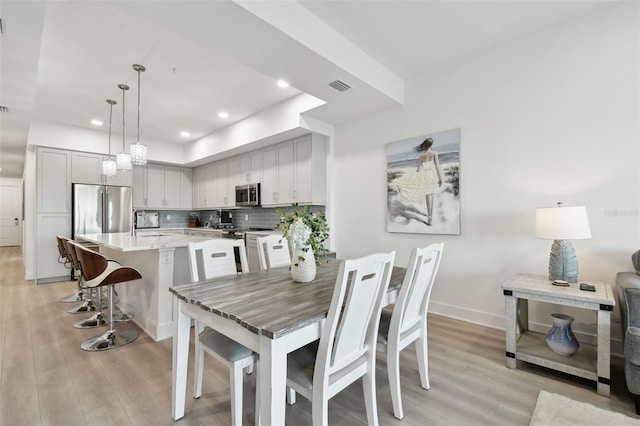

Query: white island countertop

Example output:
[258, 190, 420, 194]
[76, 232, 213, 252]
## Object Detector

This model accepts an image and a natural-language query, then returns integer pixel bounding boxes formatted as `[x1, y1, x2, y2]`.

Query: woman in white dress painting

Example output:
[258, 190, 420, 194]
[392, 137, 443, 226]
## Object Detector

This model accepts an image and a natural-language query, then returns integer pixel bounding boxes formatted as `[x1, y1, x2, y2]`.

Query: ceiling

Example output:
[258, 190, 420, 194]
[0, 0, 613, 179]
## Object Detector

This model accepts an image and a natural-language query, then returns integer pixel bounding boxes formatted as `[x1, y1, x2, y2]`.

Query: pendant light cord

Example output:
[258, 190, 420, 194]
[137, 68, 140, 142]
[107, 99, 116, 157]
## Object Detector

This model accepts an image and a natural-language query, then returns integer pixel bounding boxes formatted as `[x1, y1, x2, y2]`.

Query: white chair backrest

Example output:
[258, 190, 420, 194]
[188, 239, 249, 282]
[256, 235, 291, 271]
[315, 251, 395, 383]
[394, 243, 443, 335]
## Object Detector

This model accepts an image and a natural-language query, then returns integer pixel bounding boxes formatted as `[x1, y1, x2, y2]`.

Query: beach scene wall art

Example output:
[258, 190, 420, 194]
[387, 128, 460, 235]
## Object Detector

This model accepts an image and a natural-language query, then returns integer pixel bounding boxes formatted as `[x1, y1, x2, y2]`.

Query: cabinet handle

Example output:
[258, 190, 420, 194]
[144, 197, 147, 206]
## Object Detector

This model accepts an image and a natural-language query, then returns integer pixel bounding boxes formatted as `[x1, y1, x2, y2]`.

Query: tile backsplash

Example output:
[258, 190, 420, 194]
[155, 206, 325, 230]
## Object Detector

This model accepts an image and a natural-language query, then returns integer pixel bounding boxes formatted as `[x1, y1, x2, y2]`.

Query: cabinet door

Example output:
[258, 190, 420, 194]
[213, 161, 229, 207]
[163, 165, 182, 208]
[276, 141, 295, 205]
[37, 148, 72, 213]
[261, 147, 277, 206]
[132, 165, 147, 208]
[71, 152, 103, 184]
[36, 213, 71, 282]
[180, 168, 193, 208]
[227, 157, 239, 204]
[105, 158, 132, 186]
[202, 162, 217, 208]
[249, 151, 262, 184]
[146, 163, 165, 208]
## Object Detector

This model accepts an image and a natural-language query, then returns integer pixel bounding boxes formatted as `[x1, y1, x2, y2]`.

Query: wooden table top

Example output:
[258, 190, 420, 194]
[502, 273, 615, 306]
[170, 258, 406, 339]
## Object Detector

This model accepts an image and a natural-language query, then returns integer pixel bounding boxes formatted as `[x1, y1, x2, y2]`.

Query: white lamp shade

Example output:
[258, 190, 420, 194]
[102, 159, 117, 177]
[535, 205, 591, 240]
[130, 142, 147, 166]
[116, 151, 132, 171]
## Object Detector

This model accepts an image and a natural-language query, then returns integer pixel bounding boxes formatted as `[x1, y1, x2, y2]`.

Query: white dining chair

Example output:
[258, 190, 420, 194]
[286, 251, 396, 426]
[377, 242, 443, 419]
[256, 234, 291, 271]
[187, 239, 255, 426]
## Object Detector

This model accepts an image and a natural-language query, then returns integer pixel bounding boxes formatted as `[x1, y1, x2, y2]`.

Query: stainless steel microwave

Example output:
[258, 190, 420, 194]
[235, 183, 260, 207]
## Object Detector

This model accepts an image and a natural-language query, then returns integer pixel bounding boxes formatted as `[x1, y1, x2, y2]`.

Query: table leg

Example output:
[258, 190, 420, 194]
[505, 294, 517, 369]
[596, 308, 612, 397]
[259, 334, 287, 425]
[172, 297, 191, 420]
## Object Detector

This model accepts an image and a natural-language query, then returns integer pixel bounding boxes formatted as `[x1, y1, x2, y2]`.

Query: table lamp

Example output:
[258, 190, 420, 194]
[535, 202, 591, 283]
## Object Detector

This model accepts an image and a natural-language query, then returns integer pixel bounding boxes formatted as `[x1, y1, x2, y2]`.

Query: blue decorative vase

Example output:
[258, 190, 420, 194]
[546, 314, 579, 356]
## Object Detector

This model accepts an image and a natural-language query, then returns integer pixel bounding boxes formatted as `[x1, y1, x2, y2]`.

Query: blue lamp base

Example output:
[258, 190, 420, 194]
[548, 239, 578, 283]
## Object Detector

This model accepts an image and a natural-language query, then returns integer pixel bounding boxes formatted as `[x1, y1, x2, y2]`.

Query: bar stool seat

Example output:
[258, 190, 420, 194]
[74, 245, 142, 351]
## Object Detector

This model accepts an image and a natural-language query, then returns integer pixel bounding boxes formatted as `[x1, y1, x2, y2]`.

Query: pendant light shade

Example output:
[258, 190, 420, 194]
[116, 84, 132, 171]
[102, 99, 117, 177]
[130, 64, 147, 166]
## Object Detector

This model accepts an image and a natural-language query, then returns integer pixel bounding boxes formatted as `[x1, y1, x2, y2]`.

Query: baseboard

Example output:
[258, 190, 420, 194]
[429, 301, 625, 358]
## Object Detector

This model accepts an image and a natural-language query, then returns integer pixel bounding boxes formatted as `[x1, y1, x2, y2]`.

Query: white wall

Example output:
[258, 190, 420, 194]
[331, 3, 639, 347]
[28, 120, 185, 164]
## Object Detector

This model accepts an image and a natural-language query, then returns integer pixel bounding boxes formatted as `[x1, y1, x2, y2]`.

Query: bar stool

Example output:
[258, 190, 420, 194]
[65, 241, 108, 329]
[57, 235, 84, 303]
[73, 244, 142, 351]
[64, 239, 99, 315]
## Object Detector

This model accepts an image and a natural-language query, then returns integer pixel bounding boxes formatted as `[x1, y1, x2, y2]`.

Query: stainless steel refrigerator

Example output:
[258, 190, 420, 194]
[72, 184, 133, 237]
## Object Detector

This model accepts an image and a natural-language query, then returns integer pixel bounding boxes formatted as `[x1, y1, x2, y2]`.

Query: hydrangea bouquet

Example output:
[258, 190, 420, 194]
[277, 204, 329, 265]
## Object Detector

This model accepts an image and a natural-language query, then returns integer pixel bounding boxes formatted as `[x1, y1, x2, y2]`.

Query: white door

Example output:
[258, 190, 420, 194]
[0, 185, 21, 246]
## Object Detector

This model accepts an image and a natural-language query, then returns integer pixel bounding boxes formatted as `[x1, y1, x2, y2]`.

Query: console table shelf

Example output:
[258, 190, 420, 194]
[502, 273, 614, 396]
[516, 331, 597, 381]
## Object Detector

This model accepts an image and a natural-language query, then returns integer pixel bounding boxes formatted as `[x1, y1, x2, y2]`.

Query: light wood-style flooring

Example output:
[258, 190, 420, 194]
[0, 246, 636, 425]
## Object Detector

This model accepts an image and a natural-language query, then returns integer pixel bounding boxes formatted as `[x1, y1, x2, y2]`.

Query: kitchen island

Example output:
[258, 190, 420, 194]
[75, 232, 214, 341]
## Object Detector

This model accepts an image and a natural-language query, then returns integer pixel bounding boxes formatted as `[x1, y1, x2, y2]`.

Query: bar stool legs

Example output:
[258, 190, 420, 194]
[67, 287, 98, 314]
[81, 285, 138, 351]
[73, 287, 107, 328]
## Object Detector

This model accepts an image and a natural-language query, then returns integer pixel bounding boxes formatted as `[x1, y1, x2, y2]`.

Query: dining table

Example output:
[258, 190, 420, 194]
[169, 257, 406, 425]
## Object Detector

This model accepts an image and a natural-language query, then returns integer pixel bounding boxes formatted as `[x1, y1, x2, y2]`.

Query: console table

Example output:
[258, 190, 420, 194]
[502, 273, 615, 396]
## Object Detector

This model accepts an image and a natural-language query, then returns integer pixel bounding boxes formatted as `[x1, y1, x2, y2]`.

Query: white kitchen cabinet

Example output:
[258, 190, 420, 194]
[212, 161, 228, 207]
[105, 162, 133, 186]
[227, 156, 239, 199]
[134, 163, 191, 209]
[132, 165, 147, 208]
[259, 136, 326, 206]
[72, 151, 103, 184]
[180, 168, 192, 208]
[193, 162, 216, 208]
[276, 141, 295, 205]
[35, 212, 71, 283]
[260, 142, 295, 206]
[71, 151, 132, 186]
[37, 147, 72, 213]
[293, 134, 327, 205]
[261, 146, 277, 205]
[238, 151, 262, 184]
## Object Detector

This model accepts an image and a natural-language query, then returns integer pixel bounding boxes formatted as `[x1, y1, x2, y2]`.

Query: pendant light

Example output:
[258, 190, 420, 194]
[116, 83, 132, 171]
[102, 99, 117, 176]
[129, 64, 147, 165]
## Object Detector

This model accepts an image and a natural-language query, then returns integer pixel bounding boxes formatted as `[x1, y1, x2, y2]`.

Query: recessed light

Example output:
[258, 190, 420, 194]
[91, 119, 103, 126]
[218, 112, 229, 119]
[180, 131, 190, 138]
[277, 80, 290, 88]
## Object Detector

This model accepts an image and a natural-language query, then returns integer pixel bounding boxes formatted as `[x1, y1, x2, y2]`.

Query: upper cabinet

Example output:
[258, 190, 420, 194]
[71, 151, 132, 186]
[38, 148, 72, 213]
[186, 132, 327, 210]
[238, 151, 262, 185]
[260, 134, 327, 207]
[133, 163, 192, 209]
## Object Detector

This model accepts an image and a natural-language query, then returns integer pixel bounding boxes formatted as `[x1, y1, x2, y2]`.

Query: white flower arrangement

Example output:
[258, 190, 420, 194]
[288, 218, 312, 246]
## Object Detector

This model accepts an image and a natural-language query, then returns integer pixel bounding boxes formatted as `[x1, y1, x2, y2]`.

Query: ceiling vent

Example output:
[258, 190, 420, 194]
[0, 106, 8, 113]
[328, 80, 351, 92]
